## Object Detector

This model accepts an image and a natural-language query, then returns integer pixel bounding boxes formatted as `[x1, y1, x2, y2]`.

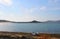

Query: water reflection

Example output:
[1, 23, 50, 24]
[0, 23, 9, 25]
[0, 23, 12, 31]
[0, 23, 60, 34]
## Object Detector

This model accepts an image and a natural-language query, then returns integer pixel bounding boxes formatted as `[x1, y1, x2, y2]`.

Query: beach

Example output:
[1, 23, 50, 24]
[0, 31, 60, 39]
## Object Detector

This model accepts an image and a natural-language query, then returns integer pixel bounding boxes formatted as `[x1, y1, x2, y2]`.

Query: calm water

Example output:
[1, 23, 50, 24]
[0, 22, 60, 34]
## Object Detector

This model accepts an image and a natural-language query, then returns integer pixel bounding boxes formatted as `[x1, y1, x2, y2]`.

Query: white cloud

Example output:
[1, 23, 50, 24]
[0, 11, 3, 15]
[20, 7, 35, 16]
[40, 6, 47, 11]
[54, 0, 58, 3]
[0, 0, 12, 6]
[39, 6, 60, 11]
[4, 14, 34, 22]
[48, 0, 60, 10]
[0, 6, 60, 21]
[51, 7, 60, 10]
[0, 9, 34, 21]
[21, 6, 47, 13]
[0, 11, 5, 19]
[48, 0, 60, 4]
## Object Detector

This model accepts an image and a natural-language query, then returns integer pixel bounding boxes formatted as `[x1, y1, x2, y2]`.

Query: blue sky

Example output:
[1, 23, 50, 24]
[0, 0, 60, 22]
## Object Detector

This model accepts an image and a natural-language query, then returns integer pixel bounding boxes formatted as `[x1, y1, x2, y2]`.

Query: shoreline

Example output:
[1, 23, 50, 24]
[0, 31, 60, 39]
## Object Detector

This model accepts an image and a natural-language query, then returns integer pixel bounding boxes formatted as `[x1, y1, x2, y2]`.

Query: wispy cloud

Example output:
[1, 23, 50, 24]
[48, 0, 60, 5]
[0, 0, 12, 6]
[49, 7, 60, 10]
[0, 0, 60, 21]
[40, 6, 47, 11]
[0, 11, 3, 16]
[39, 6, 60, 11]
[48, 0, 60, 3]
[19, 6, 39, 16]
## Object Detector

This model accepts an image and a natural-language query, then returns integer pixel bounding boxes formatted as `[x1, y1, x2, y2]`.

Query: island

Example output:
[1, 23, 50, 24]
[0, 20, 60, 23]
[44, 20, 60, 23]
[0, 20, 11, 22]
[0, 20, 41, 23]
[30, 20, 41, 23]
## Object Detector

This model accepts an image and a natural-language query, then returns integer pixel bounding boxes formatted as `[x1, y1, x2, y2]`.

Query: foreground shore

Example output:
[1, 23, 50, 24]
[0, 31, 60, 39]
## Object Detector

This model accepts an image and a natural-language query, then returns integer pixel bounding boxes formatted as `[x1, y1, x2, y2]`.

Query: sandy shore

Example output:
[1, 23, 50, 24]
[0, 31, 60, 39]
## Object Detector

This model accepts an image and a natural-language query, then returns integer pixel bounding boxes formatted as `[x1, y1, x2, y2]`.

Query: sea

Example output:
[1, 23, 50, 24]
[0, 22, 60, 34]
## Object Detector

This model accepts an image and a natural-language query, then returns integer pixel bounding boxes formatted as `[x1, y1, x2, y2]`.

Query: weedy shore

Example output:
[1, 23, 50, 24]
[0, 31, 60, 39]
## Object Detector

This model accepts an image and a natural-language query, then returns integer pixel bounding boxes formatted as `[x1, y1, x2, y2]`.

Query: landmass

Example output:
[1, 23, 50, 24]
[44, 20, 60, 23]
[0, 31, 60, 39]
[0, 20, 60, 23]
[0, 20, 41, 23]
[0, 20, 11, 22]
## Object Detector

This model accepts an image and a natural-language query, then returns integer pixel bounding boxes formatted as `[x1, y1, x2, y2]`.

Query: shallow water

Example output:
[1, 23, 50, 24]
[0, 22, 60, 34]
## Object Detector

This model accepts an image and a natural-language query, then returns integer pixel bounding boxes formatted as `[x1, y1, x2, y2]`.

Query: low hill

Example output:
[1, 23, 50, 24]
[0, 20, 12, 22]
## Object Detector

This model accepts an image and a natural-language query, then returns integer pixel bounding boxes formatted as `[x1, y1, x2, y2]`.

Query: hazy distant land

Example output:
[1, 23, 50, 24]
[0, 20, 60, 23]
[0, 20, 41, 23]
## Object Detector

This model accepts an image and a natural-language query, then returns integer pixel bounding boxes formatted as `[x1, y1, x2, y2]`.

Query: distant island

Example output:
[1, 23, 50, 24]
[12, 20, 41, 23]
[0, 20, 60, 23]
[0, 20, 41, 23]
[44, 20, 60, 23]
[0, 20, 11, 22]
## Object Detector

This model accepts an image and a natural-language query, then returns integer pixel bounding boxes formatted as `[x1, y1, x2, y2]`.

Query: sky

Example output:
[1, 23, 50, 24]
[0, 0, 60, 22]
